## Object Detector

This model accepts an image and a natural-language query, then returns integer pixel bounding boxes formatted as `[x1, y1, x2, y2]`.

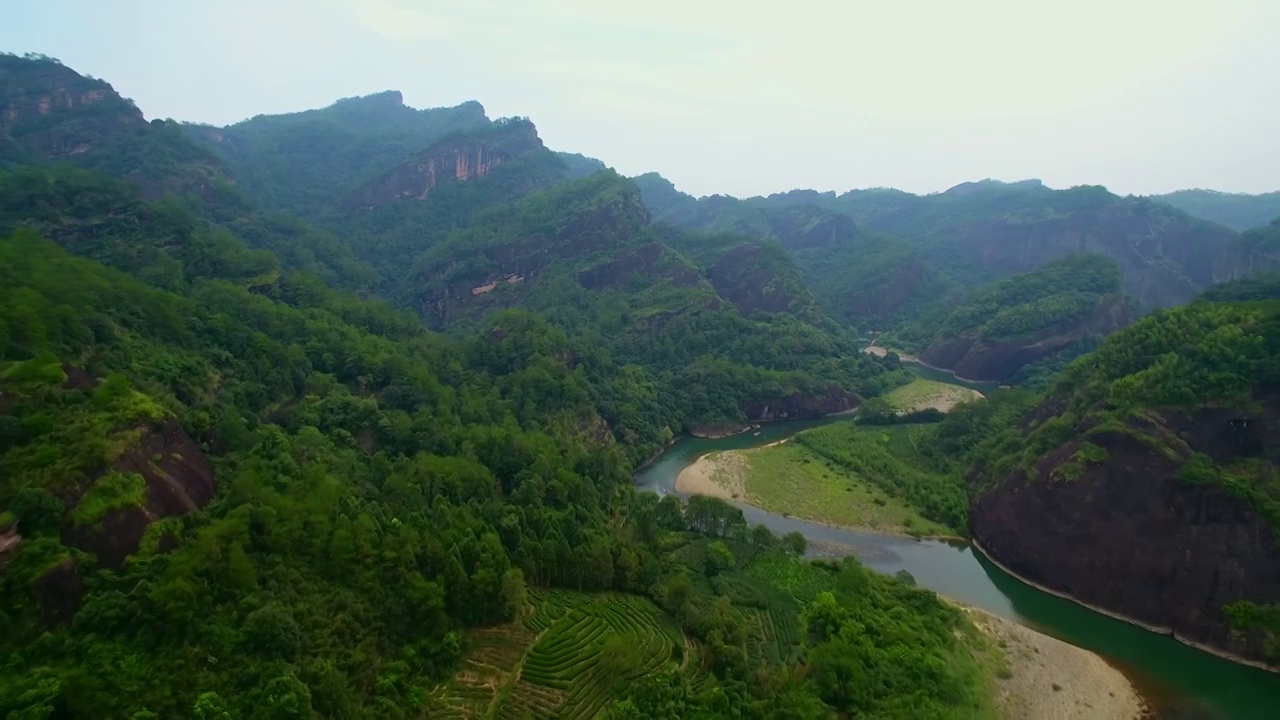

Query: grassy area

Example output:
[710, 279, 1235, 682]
[882, 377, 983, 412]
[725, 439, 955, 536]
[794, 423, 971, 533]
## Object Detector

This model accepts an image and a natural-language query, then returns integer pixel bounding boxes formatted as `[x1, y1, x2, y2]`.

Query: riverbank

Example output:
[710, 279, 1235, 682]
[675, 441, 954, 537]
[883, 377, 984, 413]
[973, 541, 1280, 675]
[960, 604, 1145, 720]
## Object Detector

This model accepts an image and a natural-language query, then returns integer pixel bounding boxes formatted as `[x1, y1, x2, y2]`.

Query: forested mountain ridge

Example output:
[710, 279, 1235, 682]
[0, 53, 1022, 719]
[407, 170, 886, 440]
[634, 172, 952, 328]
[1152, 189, 1280, 232]
[967, 296, 1280, 667]
[810, 179, 1247, 310]
[342, 117, 545, 210]
[184, 90, 491, 218]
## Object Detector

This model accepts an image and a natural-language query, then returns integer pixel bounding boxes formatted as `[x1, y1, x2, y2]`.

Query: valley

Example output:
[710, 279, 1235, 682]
[635, 379, 1280, 718]
[1, 46, 1278, 720]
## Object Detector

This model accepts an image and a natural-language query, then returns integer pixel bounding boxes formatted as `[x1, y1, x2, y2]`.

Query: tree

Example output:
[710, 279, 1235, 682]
[750, 524, 778, 548]
[704, 541, 734, 577]
[782, 532, 808, 556]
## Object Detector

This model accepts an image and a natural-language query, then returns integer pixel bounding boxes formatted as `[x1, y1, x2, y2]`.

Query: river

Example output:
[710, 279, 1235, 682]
[633, 363, 1280, 719]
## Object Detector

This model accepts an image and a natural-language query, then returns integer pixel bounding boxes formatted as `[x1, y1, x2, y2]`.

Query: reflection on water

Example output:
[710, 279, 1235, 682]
[634, 409, 1280, 719]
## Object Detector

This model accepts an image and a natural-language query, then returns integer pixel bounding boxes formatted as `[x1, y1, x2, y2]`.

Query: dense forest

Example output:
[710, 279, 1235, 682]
[0, 53, 1023, 719]
[4, 48, 1280, 720]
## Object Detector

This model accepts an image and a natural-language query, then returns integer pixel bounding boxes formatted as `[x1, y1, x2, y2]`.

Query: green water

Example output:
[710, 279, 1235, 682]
[635, 363, 1280, 718]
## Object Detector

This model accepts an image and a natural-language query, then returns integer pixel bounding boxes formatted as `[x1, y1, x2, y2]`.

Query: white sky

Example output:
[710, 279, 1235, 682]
[4, 0, 1278, 197]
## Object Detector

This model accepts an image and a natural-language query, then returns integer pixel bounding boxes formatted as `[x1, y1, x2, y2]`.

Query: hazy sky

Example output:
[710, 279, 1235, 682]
[4, 0, 1278, 198]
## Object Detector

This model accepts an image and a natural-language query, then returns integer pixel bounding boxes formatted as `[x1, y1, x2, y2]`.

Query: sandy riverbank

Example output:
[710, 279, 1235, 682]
[675, 450, 750, 501]
[961, 605, 1145, 720]
[863, 343, 919, 363]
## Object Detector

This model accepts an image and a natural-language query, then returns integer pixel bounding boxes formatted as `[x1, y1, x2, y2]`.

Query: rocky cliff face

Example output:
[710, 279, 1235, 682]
[65, 420, 216, 569]
[972, 399, 1280, 667]
[344, 119, 544, 210]
[742, 383, 859, 422]
[0, 55, 145, 160]
[1214, 219, 1280, 283]
[921, 295, 1132, 381]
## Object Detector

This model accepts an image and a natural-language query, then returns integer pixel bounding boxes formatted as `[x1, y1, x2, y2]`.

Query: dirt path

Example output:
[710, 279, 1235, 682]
[962, 606, 1144, 720]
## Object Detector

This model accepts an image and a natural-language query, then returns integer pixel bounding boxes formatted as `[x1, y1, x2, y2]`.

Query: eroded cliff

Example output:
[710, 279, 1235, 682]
[344, 118, 545, 210]
[972, 402, 1280, 667]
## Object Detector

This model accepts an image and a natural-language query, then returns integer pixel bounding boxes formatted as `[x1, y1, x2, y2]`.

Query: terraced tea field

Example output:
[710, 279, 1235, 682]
[426, 590, 683, 719]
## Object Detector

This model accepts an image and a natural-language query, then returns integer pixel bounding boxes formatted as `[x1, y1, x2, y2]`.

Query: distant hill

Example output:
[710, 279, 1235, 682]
[633, 172, 952, 330]
[827, 179, 1240, 310]
[914, 254, 1132, 384]
[1151, 189, 1280, 231]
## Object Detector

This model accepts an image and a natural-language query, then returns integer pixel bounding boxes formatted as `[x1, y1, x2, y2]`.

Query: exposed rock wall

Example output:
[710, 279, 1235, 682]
[65, 420, 216, 569]
[0, 57, 145, 159]
[972, 402, 1280, 667]
[742, 383, 859, 422]
[344, 120, 543, 209]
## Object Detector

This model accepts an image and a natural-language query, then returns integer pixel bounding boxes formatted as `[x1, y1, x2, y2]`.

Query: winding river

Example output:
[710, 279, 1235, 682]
[634, 364, 1280, 719]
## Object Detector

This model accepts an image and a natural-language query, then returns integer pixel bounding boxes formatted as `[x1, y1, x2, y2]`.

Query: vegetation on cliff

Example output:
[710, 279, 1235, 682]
[964, 294, 1280, 666]
[882, 254, 1131, 384]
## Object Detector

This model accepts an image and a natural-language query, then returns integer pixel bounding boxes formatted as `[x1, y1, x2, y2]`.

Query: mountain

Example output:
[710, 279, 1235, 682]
[967, 295, 1280, 668]
[1152, 189, 1280, 231]
[0, 55, 1015, 720]
[917, 256, 1133, 382]
[184, 90, 490, 217]
[407, 170, 882, 438]
[910, 254, 1133, 384]
[830, 179, 1243, 310]
[633, 172, 952, 329]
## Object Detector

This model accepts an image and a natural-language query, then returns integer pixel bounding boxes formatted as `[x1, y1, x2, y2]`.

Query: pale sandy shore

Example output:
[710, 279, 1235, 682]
[863, 343, 921, 363]
[675, 451, 749, 501]
[961, 605, 1144, 720]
